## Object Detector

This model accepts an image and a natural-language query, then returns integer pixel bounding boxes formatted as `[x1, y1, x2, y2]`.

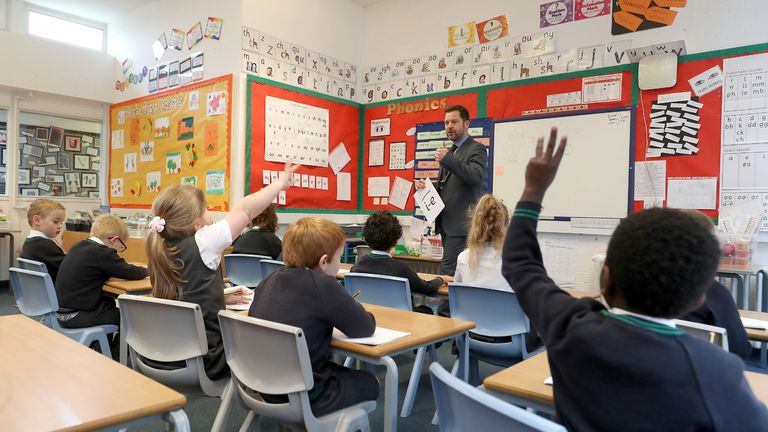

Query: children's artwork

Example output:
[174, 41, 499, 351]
[189, 91, 200, 110]
[140, 141, 155, 162]
[22, 144, 43, 157]
[46, 175, 64, 183]
[207, 90, 227, 116]
[140, 118, 153, 141]
[155, 117, 170, 139]
[178, 117, 194, 140]
[540, 0, 573, 27]
[33, 166, 45, 178]
[50, 183, 63, 196]
[65, 172, 81, 194]
[21, 189, 38, 196]
[37, 182, 51, 192]
[187, 22, 204, 50]
[18, 168, 30, 185]
[35, 127, 49, 141]
[64, 135, 81, 152]
[48, 127, 64, 147]
[204, 123, 218, 156]
[166, 152, 182, 174]
[204, 17, 224, 40]
[152, 33, 167, 60]
[74, 154, 90, 170]
[82, 173, 97, 188]
[575, 0, 610, 20]
[447, 21, 477, 47]
[168, 61, 180, 88]
[181, 176, 197, 186]
[124, 152, 137, 172]
[170, 28, 185, 51]
[264, 96, 329, 167]
[612, 0, 684, 35]
[111, 178, 124, 197]
[57, 152, 72, 170]
[476, 14, 509, 43]
[86, 147, 99, 156]
[191, 52, 204, 81]
[129, 118, 140, 146]
[206, 171, 225, 194]
[146, 171, 161, 193]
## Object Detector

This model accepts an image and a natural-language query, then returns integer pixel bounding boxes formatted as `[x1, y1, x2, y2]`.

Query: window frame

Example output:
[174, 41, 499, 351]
[26, 3, 107, 53]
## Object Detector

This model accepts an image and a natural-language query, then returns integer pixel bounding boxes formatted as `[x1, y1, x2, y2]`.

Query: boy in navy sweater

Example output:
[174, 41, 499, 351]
[502, 128, 768, 431]
[20, 199, 67, 283]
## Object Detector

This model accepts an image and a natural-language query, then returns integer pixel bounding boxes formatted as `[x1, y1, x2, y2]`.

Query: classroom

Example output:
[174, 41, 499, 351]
[1, 0, 768, 431]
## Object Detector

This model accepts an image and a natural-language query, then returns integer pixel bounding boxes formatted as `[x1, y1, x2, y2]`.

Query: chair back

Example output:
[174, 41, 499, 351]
[17, 257, 48, 273]
[448, 283, 529, 337]
[344, 273, 412, 310]
[675, 319, 729, 352]
[117, 294, 225, 395]
[218, 310, 314, 424]
[9, 267, 59, 327]
[224, 254, 269, 287]
[354, 245, 371, 264]
[430, 362, 565, 431]
[259, 259, 286, 280]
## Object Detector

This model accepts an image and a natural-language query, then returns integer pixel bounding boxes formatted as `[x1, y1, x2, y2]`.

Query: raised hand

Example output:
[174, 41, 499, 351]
[435, 142, 449, 162]
[521, 127, 567, 204]
[279, 160, 300, 189]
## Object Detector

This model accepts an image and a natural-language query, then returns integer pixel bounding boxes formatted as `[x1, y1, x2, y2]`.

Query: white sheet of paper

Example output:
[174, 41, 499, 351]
[634, 161, 666, 202]
[658, 92, 691, 104]
[337, 172, 351, 201]
[369, 139, 385, 166]
[666, 177, 717, 210]
[741, 317, 768, 330]
[388, 176, 412, 210]
[413, 179, 445, 224]
[224, 286, 254, 310]
[332, 327, 410, 345]
[367, 176, 390, 197]
[688, 65, 723, 97]
[328, 142, 351, 175]
[542, 240, 577, 286]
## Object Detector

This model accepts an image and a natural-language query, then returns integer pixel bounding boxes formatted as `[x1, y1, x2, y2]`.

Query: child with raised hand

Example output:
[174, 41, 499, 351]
[231, 203, 282, 259]
[146, 162, 296, 380]
[249, 217, 378, 417]
[454, 194, 511, 290]
[21, 198, 67, 283]
[502, 128, 768, 430]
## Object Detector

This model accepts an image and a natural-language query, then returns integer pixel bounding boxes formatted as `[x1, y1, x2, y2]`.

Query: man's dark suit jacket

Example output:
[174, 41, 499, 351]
[435, 137, 488, 236]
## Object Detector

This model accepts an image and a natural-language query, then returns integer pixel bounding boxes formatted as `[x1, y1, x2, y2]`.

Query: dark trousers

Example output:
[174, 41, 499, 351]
[58, 299, 120, 358]
[440, 235, 467, 275]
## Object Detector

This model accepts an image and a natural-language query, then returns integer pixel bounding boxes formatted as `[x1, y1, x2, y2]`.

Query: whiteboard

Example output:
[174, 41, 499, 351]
[493, 108, 634, 224]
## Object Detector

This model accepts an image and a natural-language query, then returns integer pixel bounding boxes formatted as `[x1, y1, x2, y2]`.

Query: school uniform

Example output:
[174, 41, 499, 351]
[682, 280, 751, 359]
[249, 267, 378, 417]
[55, 237, 147, 328]
[351, 250, 443, 295]
[20, 229, 65, 283]
[454, 245, 511, 291]
[231, 227, 282, 259]
[501, 202, 768, 431]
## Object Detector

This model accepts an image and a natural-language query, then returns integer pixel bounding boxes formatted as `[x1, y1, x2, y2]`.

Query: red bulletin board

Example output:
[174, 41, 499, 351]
[361, 92, 478, 212]
[246, 77, 361, 211]
[485, 68, 635, 119]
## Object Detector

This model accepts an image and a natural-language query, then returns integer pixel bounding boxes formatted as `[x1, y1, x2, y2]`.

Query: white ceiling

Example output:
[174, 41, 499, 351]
[346, 0, 387, 7]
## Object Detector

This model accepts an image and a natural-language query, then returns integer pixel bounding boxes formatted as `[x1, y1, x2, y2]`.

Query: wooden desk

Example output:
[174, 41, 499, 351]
[337, 263, 446, 285]
[483, 352, 768, 415]
[103, 277, 153, 296]
[0, 315, 190, 431]
[740, 310, 768, 369]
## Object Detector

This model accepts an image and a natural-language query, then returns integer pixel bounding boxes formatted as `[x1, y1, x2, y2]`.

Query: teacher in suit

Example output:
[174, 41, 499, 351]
[416, 105, 488, 275]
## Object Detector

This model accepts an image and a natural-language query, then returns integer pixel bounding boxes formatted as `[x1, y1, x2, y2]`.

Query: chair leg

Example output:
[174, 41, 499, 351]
[428, 344, 437, 364]
[239, 411, 261, 432]
[211, 379, 235, 432]
[162, 409, 191, 432]
[400, 346, 427, 417]
[469, 357, 480, 387]
[82, 331, 112, 359]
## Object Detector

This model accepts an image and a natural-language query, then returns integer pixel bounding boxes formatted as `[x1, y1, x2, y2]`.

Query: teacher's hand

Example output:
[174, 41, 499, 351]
[415, 179, 427, 190]
[435, 145, 449, 162]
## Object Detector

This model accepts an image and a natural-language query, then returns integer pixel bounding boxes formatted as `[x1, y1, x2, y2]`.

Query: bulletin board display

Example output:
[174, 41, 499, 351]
[485, 68, 635, 119]
[361, 93, 478, 212]
[109, 75, 232, 210]
[245, 76, 361, 211]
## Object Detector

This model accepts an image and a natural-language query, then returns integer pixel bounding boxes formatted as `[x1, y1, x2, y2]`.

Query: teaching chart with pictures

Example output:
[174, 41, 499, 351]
[109, 75, 232, 210]
[16, 124, 100, 198]
[264, 96, 329, 167]
[720, 52, 768, 229]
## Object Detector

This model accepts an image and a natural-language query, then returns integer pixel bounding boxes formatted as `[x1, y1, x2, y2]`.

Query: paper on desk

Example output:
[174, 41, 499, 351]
[544, 376, 553, 386]
[337, 268, 350, 275]
[741, 317, 768, 330]
[414, 179, 445, 224]
[224, 286, 254, 311]
[333, 327, 410, 345]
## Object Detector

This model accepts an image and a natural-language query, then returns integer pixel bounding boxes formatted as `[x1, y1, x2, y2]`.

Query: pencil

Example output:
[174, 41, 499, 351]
[352, 290, 362, 299]
[709, 331, 715, 344]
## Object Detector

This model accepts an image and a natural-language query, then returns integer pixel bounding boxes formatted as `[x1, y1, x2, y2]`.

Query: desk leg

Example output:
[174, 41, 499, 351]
[162, 409, 191, 432]
[400, 346, 426, 417]
[761, 342, 767, 370]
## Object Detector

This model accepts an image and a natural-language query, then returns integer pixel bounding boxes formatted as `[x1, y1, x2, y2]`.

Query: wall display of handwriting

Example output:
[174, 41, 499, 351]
[109, 75, 232, 210]
[241, 27, 358, 102]
[361, 93, 478, 212]
[413, 118, 493, 219]
[16, 123, 101, 198]
[245, 76, 360, 211]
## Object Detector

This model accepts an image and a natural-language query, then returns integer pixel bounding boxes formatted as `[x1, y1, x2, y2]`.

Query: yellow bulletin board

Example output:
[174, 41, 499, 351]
[109, 74, 232, 210]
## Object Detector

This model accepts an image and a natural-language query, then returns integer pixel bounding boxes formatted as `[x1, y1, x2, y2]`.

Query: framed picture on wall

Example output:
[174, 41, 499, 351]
[64, 172, 81, 194]
[20, 189, 39, 197]
[51, 183, 63, 196]
[35, 127, 49, 142]
[74, 154, 90, 170]
[18, 168, 30, 185]
[64, 135, 81, 152]
[82, 173, 97, 188]
[57, 152, 72, 170]
[48, 127, 64, 147]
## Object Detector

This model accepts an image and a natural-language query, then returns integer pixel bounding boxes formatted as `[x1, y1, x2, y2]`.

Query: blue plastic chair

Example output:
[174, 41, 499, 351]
[429, 362, 566, 432]
[224, 254, 269, 287]
[449, 283, 540, 384]
[9, 267, 116, 358]
[343, 273, 413, 310]
[17, 257, 48, 273]
[259, 259, 286, 280]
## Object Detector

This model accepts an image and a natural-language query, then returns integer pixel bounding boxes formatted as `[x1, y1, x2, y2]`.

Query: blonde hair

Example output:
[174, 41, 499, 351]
[91, 214, 128, 240]
[146, 185, 207, 299]
[282, 217, 345, 268]
[27, 199, 65, 225]
[466, 195, 509, 271]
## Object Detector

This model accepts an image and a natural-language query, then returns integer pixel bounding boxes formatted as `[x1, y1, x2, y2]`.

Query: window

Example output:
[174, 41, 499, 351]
[19, 112, 101, 199]
[27, 9, 104, 51]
